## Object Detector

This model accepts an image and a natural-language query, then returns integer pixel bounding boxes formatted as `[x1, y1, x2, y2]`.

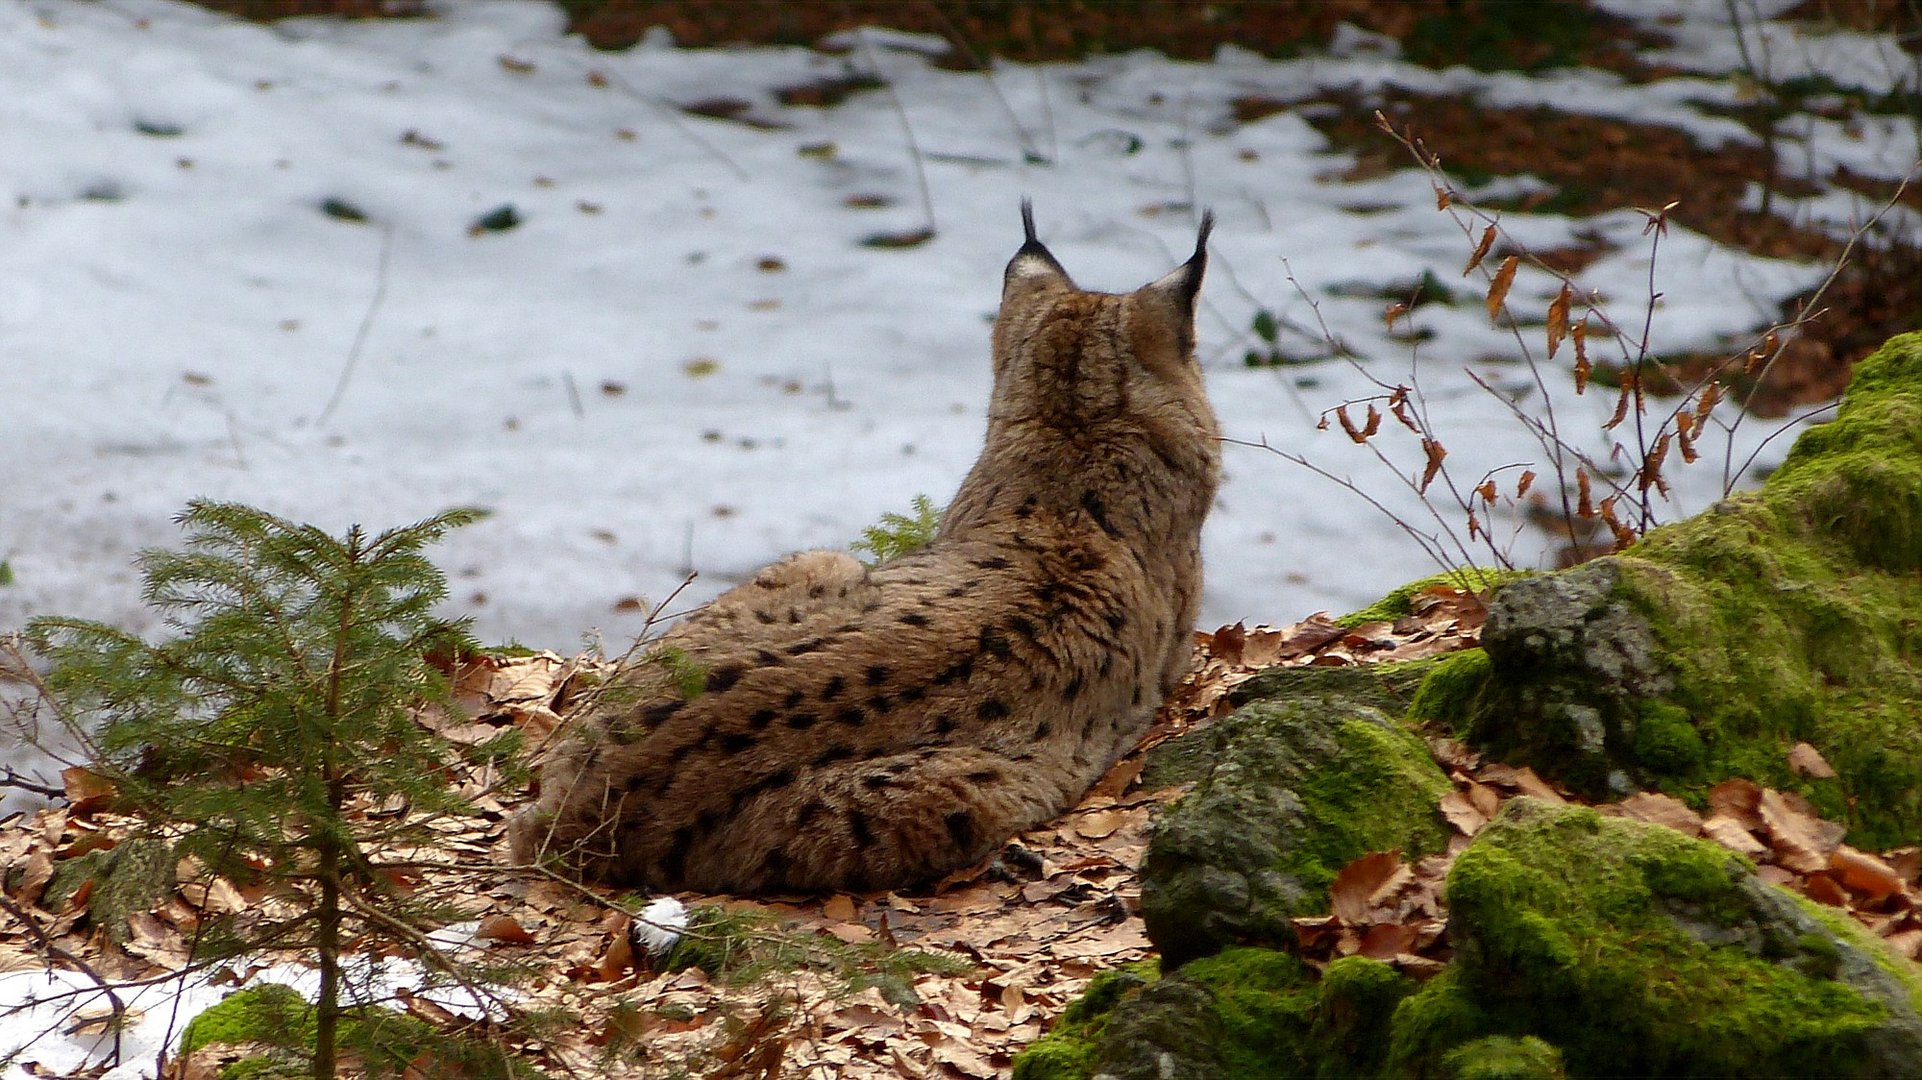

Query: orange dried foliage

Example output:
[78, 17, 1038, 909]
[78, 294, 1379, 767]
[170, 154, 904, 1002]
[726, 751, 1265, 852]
[1463, 224, 1497, 277]
[1546, 283, 1572, 358]
[1485, 255, 1519, 323]
[1572, 322, 1591, 392]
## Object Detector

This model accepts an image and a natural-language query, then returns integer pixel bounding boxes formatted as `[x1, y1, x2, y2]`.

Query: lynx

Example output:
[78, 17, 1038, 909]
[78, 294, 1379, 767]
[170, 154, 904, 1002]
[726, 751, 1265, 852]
[510, 205, 1220, 893]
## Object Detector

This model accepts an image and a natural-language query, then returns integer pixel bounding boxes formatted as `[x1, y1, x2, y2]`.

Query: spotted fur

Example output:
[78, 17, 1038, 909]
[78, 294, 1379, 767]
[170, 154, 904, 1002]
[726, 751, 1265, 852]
[509, 205, 1220, 892]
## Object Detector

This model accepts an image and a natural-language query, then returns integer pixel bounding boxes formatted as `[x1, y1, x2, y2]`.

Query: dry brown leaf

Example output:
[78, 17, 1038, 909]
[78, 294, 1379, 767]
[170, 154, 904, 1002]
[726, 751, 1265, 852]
[1546, 283, 1572, 358]
[1802, 872, 1849, 907]
[15, 849, 53, 908]
[1759, 787, 1847, 874]
[1830, 846, 1905, 901]
[1885, 846, 1921, 884]
[1884, 929, 1921, 960]
[1612, 791, 1703, 835]
[60, 767, 117, 816]
[1072, 809, 1129, 840]
[1357, 922, 1419, 960]
[474, 914, 537, 945]
[821, 894, 858, 922]
[1438, 791, 1487, 838]
[1463, 224, 1497, 277]
[1707, 778, 1765, 831]
[1331, 851, 1404, 924]
[1787, 742, 1837, 779]
[1700, 814, 1767, 857]
[1466, 781, 1501, 820]
[1485, 255, 1519, 322]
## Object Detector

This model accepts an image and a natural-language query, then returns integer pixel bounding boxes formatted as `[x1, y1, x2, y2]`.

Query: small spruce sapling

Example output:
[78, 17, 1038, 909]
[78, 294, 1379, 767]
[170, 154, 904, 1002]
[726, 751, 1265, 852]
[26, 501, 518, 1080]
[850, 494, 942, 565]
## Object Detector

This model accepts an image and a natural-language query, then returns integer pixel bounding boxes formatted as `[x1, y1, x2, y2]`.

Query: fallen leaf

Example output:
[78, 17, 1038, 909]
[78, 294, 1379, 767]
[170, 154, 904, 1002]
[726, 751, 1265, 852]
[1700, 815, 1767, 857]
[1787, 742, 1837, 779]
[1612, 791, 1703, 835]
[1438, 791, 1487, 837]
[1759, 787, 1846, 873]
[474, 914, 537, 945]
[1072, 809, 1128, 840]
[1357, 922, 1419, 960]
[1802, 872, 1848, 907]
[1707, 778, 1764, 831]
[1830, 846, 1904, 901]
[1331, 851, 1404, 923]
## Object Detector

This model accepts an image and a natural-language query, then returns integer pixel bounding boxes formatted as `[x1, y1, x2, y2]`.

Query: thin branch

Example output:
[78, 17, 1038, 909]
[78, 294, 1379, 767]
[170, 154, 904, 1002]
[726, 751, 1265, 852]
[318, 224, 396, 426]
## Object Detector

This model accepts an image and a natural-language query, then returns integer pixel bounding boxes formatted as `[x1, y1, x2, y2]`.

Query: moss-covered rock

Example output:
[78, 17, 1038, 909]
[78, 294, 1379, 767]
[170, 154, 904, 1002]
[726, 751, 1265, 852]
[1138, 667, 1452, 968]
[1014, 949, 1415, 1080]
[43, 833, 175, 946]
[179, 983, 524, 1079]
[1433, 331, 1922, 845]
[1391, 798, 1922, 1076]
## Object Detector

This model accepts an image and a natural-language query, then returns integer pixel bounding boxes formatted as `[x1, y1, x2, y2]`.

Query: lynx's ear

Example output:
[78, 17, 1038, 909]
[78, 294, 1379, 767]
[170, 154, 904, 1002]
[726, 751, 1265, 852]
[1004, 199, 1073, 296]
[1142, 211, 1214, 317]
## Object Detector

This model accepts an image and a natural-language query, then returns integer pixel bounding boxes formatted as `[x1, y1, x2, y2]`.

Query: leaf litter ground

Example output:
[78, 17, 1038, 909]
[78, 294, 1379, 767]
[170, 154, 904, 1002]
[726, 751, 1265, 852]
[3, 587, 1918, 1077]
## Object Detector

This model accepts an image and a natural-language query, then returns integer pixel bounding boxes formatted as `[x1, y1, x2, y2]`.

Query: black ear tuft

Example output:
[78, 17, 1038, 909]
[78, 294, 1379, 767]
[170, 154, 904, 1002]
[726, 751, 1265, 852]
[1147, 210, 1213, 314]
[1007, 198, 1071, 285]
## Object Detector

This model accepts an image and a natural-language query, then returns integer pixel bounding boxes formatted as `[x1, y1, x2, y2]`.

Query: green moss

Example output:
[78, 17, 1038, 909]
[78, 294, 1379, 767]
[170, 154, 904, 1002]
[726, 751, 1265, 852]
[1280, 718, 1453, 897]
[1629, 700, 1705, 777]
[181, 984, 313, 1057]
[1141, 691, 1454, 967]
[1462, 333, 1922, 847]
[1336, 568, 1526, 628]
[1393, 800, 1907, 1076]
[1310, 956, 1417, 1076]
[181, 985, 522, 1079]
[1408, 648, 1495, 732]
[664, 904, 968, 1004]
[1443, 1035, 1566, 1079]
[1183, 948, 1321, 1077]
[1013, 964, 1158, 1080]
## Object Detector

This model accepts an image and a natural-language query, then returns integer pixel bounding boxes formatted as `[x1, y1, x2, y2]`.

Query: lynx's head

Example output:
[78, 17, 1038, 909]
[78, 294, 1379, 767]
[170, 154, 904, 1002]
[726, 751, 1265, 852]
[981, 203, 1220, 511]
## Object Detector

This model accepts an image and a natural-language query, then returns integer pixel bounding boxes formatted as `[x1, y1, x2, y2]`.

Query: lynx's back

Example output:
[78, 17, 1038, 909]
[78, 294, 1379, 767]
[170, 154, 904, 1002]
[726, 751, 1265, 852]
[511, 206, 1220, 893]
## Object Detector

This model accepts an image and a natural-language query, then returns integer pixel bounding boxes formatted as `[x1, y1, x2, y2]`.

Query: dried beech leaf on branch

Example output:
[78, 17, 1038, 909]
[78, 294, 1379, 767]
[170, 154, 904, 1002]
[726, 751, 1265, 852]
[1546, 283, 1572, 358]
[1485, 255, 1519, 323]
[1463, 224, 1498, 277]
[1572, 322, 1591, 392]
[1418, 439, 1447, 493]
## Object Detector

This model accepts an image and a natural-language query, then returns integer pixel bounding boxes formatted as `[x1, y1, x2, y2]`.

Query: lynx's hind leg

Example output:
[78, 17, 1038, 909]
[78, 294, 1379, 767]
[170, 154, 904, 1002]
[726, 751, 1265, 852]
[676, 747, 1078, 893]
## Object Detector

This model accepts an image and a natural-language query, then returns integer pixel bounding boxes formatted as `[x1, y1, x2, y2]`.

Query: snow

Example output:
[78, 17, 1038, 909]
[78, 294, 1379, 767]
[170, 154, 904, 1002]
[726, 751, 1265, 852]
[0, 1, 1916, 1072]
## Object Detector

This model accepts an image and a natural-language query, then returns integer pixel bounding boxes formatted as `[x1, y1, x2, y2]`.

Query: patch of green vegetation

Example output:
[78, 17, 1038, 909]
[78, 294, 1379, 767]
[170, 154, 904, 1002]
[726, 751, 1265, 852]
[1407, 648, 1495, 732]
[1018, 950, 1416, 1079]
[850, 494, 941, 564]
[655, 645, 708, 702]
[1336, 568, 1525, 628]
[1012, 963, 1157, 1080]
[319, 197, 367, 223]
[1402, 0, 1603, 73]
[1280, 717, 1453, 898]
[1629, 700, 1705, 778]
[1390, 800, 1907, 1076]
[181, 984, 524, 1079]
[664, 904, 971, 1006]
[1610, 332, 1922, 845]
[1442, 1035, 1566, 1079]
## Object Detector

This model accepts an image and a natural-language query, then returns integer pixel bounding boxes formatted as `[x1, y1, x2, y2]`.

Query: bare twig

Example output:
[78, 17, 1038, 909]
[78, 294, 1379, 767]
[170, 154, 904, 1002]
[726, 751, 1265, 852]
[318, 224, 396, 426]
